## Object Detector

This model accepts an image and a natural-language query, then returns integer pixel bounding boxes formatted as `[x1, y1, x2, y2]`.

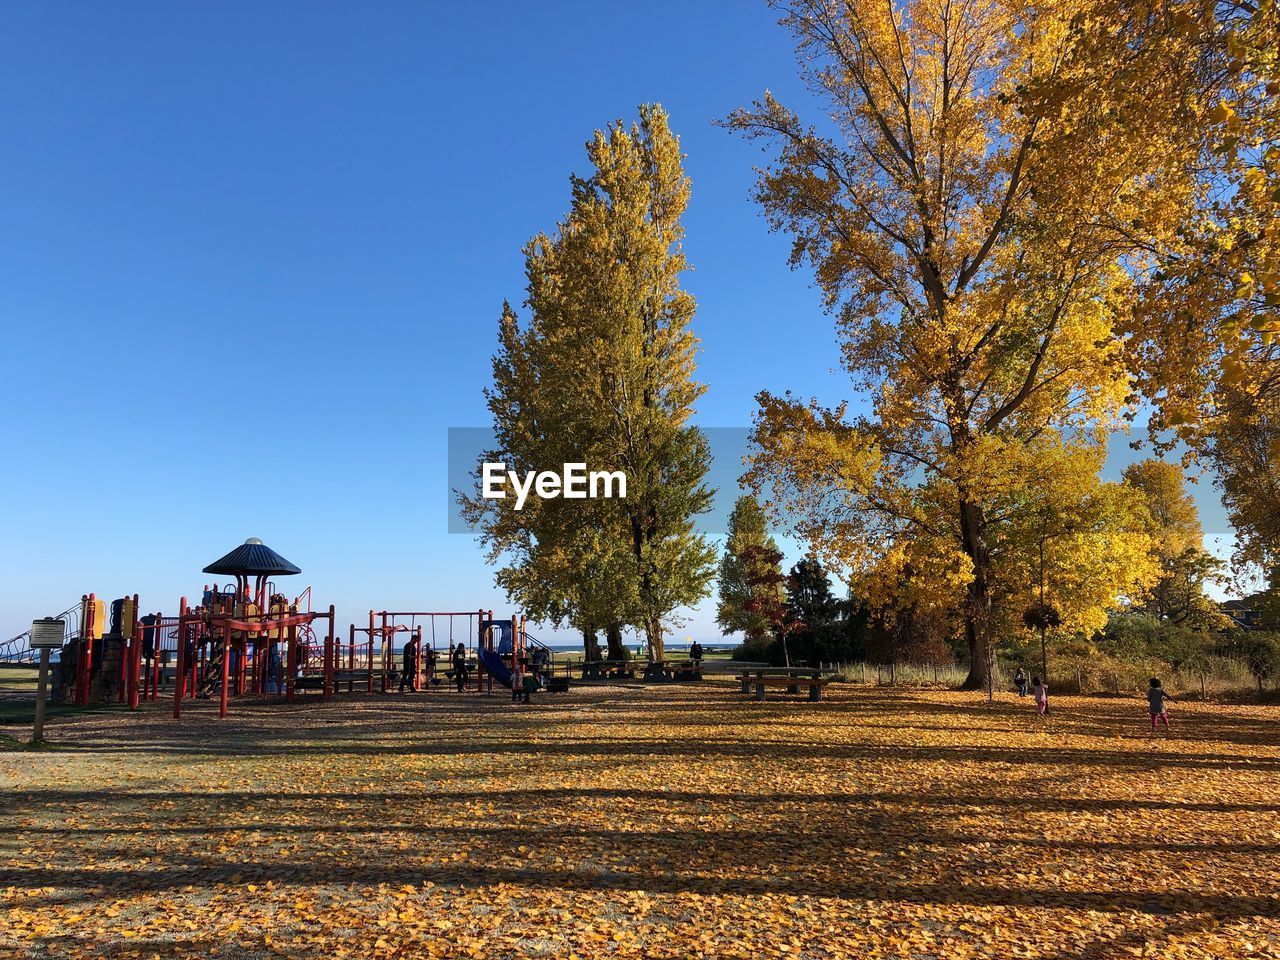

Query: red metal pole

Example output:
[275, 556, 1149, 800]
[128, 595, 141, 709]
[488, 610, 496, 695]
[173, 598, 188, 719]
[118, 607, 129, 706]
[324, 605, 335, 702]
[76, 594, 91, 707]
[143, 615, 152, 703]
[368, 611, 376, 693]
[150, 612, 161, 701]
[193, 624, 202, 696]
[380, 611, 389, 693]
[152, 615, 161, 702]
[218, 629, 231, 719]
[474, 609, 481, 693]
[285, 619, 297, 703]
[348, 623, 355, 693]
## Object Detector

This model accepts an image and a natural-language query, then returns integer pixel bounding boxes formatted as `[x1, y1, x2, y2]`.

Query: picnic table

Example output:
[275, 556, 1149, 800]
[580, 659, 636, 680]
[641, 659, 703, 682]
[737, 666, 830, 701]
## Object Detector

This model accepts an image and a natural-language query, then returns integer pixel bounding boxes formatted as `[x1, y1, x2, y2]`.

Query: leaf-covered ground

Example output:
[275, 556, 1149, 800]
[2, 683, 1278, 959]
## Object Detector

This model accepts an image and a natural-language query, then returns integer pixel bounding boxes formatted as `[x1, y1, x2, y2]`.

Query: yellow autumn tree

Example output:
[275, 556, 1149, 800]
[1118, 0, 1278, 570]
[727, 0, 1201, 687]
[1125, 0, 1278, 428]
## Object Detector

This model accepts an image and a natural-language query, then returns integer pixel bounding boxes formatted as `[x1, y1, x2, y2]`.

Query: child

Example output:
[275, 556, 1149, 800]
[522, 663, 539, 703]
[1148, 677, 1175, 733]
[1032, 676, 1049, 717]
[511, 661, 526, 703]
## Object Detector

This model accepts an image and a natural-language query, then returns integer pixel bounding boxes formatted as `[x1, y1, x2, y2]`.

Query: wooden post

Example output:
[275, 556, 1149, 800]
[32, 647, 52, 743]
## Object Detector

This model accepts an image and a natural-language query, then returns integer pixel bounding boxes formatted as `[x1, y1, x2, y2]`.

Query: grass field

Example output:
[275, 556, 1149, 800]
[2, 681, 1279, 959]
[0, 667, 39, 692]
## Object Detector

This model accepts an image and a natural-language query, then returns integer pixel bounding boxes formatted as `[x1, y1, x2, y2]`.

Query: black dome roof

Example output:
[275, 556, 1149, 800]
[203, 538, 301, 577]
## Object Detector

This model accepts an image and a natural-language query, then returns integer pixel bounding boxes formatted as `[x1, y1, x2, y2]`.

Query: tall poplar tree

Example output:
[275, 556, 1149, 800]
[463, 105, 715, 661]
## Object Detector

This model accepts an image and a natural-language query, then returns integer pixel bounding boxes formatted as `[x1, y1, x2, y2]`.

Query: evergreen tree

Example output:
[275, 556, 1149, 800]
[717, 496, 782, 643]
[785, 556, 849, 664]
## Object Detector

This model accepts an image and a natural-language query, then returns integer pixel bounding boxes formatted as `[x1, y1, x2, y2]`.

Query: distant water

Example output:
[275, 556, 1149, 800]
[384, 642, 729, 656]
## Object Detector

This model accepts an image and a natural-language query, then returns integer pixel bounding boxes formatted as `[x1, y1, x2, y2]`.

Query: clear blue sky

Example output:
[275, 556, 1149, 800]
[0, 3, 1233, 644]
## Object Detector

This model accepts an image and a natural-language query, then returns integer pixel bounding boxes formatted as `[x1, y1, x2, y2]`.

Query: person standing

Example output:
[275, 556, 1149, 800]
[1148, 677, 1175, 734]
[1032, 676, 1049, 718]
[1014, 666, 1028, 697]
[399, 633, 420, 693]
[452, 642, 468, 693]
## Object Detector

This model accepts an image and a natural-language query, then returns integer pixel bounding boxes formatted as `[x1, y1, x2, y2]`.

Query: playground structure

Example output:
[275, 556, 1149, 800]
[1, 537, 570, 720]
[167, 538, 340, 718]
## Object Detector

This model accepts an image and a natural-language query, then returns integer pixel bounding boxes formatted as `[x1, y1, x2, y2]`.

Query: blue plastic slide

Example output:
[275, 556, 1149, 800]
[476, 645, 513, 688]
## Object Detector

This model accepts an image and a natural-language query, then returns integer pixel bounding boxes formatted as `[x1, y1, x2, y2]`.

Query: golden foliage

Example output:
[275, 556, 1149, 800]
[726, 0, 1204, 685]
[3, 686, 1280, 958]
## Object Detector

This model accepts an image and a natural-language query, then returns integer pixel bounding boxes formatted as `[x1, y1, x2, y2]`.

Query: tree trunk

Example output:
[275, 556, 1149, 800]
[958, 499, 998, 691]
[645, 616, 665, 662]
[605, 623, 628, 661]
[630, 515, 665, 662]
[582, 629, 602, 663]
